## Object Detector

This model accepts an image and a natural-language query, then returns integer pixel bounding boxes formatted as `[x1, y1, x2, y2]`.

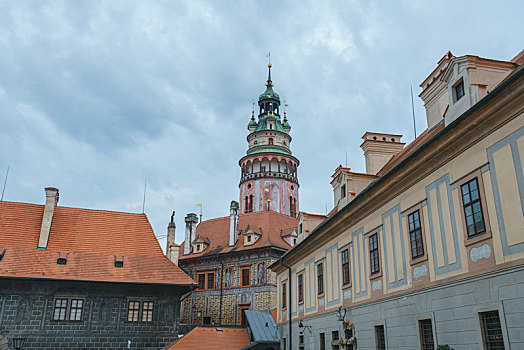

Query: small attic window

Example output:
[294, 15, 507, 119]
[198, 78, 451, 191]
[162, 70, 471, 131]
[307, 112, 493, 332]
[114, 256, 124, 268]
[0, 249, 6, 262]
[196, 244, 201, 252]
[247, 235, 252, 243]
[454, 79, 465, 102]
[57, 253, 68, 265]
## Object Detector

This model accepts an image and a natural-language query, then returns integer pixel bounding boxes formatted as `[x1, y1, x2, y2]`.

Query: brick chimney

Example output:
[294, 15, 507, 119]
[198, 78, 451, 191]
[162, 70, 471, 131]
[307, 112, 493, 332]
[229, 200, 239, 246]
[38, 187, 59, 249]
[183, 213, 198, 255]
[360, 132, 405, 174]
[166, 211, 178, 264]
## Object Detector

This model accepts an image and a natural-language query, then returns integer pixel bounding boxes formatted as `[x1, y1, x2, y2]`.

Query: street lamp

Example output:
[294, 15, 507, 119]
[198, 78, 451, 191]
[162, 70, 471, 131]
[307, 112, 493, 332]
[13, 336, 25, 350]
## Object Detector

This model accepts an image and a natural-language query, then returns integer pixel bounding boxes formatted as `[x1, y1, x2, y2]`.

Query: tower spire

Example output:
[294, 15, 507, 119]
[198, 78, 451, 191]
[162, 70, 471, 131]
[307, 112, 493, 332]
[266, 52, 273, 87]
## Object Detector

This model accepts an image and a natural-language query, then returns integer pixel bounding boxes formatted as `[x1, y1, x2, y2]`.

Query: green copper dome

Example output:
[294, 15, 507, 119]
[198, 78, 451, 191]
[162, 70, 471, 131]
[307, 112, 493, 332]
[259, 87, 280, 100]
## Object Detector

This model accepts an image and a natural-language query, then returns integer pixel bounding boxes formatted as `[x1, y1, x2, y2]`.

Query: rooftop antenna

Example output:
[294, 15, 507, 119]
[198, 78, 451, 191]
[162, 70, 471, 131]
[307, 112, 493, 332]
[142, 179, 146, 213]
[411, 86, 417, 139]
[1, 165, 9, 201]
[325, 202, 328, 215]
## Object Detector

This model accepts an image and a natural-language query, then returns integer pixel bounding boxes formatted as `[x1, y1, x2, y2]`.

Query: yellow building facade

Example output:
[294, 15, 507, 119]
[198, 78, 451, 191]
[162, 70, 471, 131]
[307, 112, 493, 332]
[271, 51, 524, 350]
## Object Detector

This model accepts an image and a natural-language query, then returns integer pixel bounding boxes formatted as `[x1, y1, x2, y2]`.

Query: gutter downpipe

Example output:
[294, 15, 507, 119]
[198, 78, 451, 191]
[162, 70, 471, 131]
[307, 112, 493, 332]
[219, 260, 224, 326]
[279, 256, 292, 350]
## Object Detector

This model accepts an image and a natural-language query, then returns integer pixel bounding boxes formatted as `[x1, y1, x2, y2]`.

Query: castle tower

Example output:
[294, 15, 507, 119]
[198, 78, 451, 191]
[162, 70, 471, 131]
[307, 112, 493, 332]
[239, 63, 299, 217]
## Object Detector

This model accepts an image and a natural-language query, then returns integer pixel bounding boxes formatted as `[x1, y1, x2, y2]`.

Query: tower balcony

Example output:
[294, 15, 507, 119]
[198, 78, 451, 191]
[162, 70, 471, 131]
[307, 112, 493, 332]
[240, 171, 299, 184]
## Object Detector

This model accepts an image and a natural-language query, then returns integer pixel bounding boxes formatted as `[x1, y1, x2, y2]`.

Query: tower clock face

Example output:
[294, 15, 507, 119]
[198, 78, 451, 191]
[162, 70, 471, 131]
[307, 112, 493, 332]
[253, 140, 258, 146]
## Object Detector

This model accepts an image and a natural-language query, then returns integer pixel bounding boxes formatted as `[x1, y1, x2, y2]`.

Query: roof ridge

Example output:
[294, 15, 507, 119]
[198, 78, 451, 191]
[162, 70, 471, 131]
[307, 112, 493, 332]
[0, 200, 148, 216]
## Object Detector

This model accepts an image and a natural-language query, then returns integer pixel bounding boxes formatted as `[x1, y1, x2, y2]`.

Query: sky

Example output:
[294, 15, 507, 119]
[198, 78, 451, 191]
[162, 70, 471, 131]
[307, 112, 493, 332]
[0, 0, 522, 250]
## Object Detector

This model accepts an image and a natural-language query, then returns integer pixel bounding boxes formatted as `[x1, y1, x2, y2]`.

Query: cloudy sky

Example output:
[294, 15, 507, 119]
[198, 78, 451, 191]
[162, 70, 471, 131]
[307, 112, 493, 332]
[0, 0, 522, 249]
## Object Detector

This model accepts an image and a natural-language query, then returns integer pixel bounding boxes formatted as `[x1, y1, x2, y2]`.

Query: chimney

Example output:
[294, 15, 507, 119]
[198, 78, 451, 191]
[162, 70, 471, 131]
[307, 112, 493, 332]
[229, 201, 239, 246]
[360, 132, 405, 174]
[166, 211, 177, 263]
[38, 187, 59, 249]
[168, 243, 180, 265]
[183, 213, 198, 255]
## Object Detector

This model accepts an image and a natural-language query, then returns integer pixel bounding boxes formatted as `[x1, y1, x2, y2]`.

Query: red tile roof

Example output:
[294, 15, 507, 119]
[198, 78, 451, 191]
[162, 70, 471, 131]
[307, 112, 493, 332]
[165, 327, 250, 350]
[179, 211, 297, 260]
[0, 201, 195, 286]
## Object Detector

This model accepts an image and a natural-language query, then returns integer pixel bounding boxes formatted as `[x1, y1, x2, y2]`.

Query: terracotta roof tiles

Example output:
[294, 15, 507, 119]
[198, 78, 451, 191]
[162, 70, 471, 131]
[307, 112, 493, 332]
[165, 327, 250, 350]
[0, 201, 194, 286]
[179, 211, 297, 260]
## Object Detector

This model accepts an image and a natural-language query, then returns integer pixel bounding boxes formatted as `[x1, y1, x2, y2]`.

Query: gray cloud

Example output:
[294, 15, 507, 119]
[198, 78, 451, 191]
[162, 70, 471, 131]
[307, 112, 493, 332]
[0, 0, 522, 249]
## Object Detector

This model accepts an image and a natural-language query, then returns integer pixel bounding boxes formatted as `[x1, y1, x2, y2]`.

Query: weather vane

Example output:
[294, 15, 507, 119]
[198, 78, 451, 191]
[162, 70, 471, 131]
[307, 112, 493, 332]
[266, 52, 271, 65]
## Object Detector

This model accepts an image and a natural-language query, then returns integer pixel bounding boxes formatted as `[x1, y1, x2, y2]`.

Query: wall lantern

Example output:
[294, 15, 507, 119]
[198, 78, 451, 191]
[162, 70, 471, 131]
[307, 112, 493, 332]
[336, 306, 347, 322]
[13, 336, 25, 350]
[298, 320, 312, 335]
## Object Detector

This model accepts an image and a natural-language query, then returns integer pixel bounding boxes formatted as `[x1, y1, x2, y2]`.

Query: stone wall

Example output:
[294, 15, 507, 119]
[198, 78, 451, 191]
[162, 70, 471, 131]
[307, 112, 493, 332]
[0, 279, 185, 350]
[278, 266, 524, 349]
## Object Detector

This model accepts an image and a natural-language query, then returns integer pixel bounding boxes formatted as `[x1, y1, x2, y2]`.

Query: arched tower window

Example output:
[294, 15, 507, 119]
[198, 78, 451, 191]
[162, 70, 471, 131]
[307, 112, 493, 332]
[244, 196, 249, 213]
[269, 138, 274, 145]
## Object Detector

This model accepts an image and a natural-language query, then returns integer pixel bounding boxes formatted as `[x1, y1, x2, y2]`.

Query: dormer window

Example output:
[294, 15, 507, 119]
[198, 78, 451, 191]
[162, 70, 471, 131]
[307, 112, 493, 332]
[247, 235, 252, 243]
[114, 256, 124, 268]
[57, 253, 68, 265]
[454, 79, 465, 103]
[196, 244, 201, 251]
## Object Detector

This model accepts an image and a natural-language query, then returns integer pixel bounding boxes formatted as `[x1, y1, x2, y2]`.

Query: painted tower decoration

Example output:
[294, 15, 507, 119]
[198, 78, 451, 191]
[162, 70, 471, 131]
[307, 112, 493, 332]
[239, 63, 299, 217]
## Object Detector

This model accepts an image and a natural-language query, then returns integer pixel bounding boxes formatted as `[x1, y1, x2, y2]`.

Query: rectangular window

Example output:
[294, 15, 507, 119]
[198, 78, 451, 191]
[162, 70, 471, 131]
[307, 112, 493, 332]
[331, 330, 340, 350]
[369, 234, 380, 275]
[53, 298, 84, 321]
[320, 332, 326, 350]
[341, 249, 350, 285]
[317, 263, 324, 295]
[282, 282, 287, 309]
[53, 298, 68, 321]
[207, 272, 215, 290]
[341, 184, 346, 199]
[299, 335, 305, 350]
[127, 300, 154, 323]
[203, 316, 211, 325]
[283, 338, 286, 350]
[141, 301, 154, 322]
[408, 210, 424, 259]
[480, 310, 505, 350]
[375, 325, 386, 350]
[298, 274, 304, 303]
[69, 299, 84, 321]
[198, 273, 206, 289]
[455, 80, 465, 101]
[241, 267, 251, 286]
[419, 319, 434, 350]
[127, 301, 140, 322]
[461, 178, 486, 237]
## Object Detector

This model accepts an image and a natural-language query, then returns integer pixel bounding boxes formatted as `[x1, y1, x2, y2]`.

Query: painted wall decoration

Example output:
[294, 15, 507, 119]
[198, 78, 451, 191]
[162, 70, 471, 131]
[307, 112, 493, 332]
[257, 262, 266, 285]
